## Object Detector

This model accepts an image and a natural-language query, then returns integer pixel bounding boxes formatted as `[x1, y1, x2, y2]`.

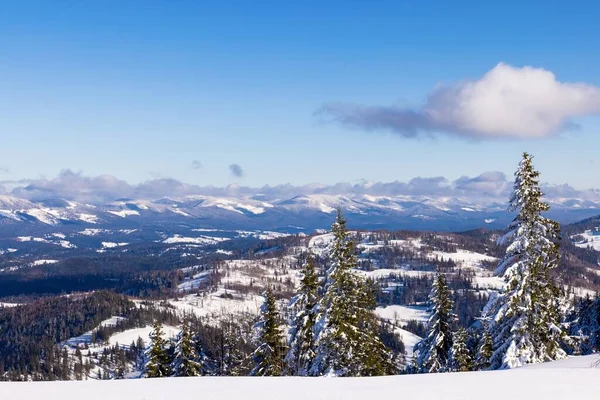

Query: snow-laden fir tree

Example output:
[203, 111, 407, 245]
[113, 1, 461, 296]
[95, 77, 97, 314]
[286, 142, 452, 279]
[251, 287, 286, 376]
[486, 152, 566, 369]
[219, 319, 245, 376]
[414, 273, 454, 373]
[285, 257, 319, 376]
[172, 319, 202, 377]
[568, 295, 600, 354]
[145, 320, 171, 378]
[450, 328, 472, 372]
[310, 210, 393, 377]
[475, 325, 493, 371]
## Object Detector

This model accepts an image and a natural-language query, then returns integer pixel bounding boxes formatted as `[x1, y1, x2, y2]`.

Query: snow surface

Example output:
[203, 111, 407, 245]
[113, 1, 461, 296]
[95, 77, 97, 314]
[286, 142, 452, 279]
[108, 210, 140, 218]
[16, 236, 76, 248]
[0, 302, 21, 308]
[78, 228, 109, 236]
[169, 290, 263, 324]
[376, 305, 429, 324]
[108, 325, 179, 348]
[0, 248, 18, 255]
[101, 242, 129, 249]
[163, 235, 229, 245]
[177, 271, 212, 291]
[572, 229, 600, 251]
[64, 316, 127, 347]
[2, 355, 600, 400]
[78, 213, 99, 223]
[31, 259, 59, 266]
[429, 249, 497, 267]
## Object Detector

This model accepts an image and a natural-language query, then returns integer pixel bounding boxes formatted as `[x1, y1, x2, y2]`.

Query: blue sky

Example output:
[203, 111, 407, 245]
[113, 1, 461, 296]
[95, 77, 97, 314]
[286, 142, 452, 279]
[1, 0, 599, 189]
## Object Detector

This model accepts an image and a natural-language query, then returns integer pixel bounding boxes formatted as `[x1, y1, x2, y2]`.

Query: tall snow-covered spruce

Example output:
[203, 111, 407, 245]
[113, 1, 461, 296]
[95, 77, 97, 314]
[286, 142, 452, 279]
[475, 324, 493, 370]
[285, 257, 319, 376]
[172, 319, 203, 377]
[251, 287, 286, 376]
[487, 152, 566, 369]
[450, 328, 472, 372]
[414, 273, 454, 373]
[310, 210, 393, 377]
[145, 321, 171, 378]
[219, 319, 245, 376]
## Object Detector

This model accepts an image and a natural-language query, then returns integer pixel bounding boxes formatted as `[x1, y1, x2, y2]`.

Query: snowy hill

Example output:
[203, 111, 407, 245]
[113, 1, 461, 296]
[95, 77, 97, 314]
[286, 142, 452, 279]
[0, 192, 599, 232]
[3, 355, 599, 400]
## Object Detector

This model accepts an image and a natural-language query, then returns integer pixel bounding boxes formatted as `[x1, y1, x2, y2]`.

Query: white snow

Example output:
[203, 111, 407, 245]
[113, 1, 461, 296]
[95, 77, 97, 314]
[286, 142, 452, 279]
[0, 302, 21, 308]
[64, 316, 127, 347]
[22, 208, 60, 225]
[108, 210, 140, 218]
[78, 213, 99, 224]
[58, 240, 76, 249]
[16, 236, 75, 248]
[473, 276, 505, 290]
[101, 242, 129, 248]
[177, 271, 212, 291]
[171, 208, 191, 217]
[108, 325, 180, 348]
[17, 236, 48, 243]
[0, 248, 18, 255]
[572, 229, 600, 251]
[393, 326, 423, 356]
[236, 230, 291, 240]
[78, 228, 109, 236]
[163, 235, 229, 245]
[308, 233, 335, 249]
[216, 249, 233, 255]
[169, 290, 264, 324]
[3, 355, 600, 399]
[376, 305, 429, 324]
[31, 259, 59, 266]
[429, 249, 497, 267]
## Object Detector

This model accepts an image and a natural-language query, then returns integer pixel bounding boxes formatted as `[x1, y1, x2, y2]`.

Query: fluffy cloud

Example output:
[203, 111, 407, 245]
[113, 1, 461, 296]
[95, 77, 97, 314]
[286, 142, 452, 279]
[318, 63, 600, 139]
[3, 170, 599, 204]
[11, 170, 134, 203]
[454, 171, 510, 196]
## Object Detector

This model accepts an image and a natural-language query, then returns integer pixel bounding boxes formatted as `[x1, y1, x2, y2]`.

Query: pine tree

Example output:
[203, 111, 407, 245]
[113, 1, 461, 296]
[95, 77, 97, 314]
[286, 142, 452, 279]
[219, 319, 245, 376]
[310, 210, 393, 377]
[172, 319, 202, 377]
[450, 328, 472, 372]
[487, 152, 566, 369]
[475, 326, 493, 370]
[285, 257, 319, 376]
[251, 287, 286, 376]
[145, 320, 171, 378]
[414, 273, 454, 373]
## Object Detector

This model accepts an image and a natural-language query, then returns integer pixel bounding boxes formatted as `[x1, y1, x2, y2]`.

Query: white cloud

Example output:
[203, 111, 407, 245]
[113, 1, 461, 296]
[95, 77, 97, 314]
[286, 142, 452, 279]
[318, 63, 600, 139]
[4, 170, 600, 204]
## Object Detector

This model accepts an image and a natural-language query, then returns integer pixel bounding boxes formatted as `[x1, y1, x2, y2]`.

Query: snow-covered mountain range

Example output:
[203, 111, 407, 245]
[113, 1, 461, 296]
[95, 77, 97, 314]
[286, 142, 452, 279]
[1, 193, 599, 232]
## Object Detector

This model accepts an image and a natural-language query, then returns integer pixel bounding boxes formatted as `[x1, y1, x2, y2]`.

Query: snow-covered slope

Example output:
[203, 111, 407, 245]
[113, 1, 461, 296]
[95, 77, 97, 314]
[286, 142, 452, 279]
[572, 229, 600, 251]
[3, 355, 599, 400]
[0, 193, 598, 232]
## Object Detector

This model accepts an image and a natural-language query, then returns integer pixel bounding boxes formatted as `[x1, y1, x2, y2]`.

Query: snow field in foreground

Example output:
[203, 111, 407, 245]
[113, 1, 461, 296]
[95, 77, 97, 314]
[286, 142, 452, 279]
[3, 355, 599, 400]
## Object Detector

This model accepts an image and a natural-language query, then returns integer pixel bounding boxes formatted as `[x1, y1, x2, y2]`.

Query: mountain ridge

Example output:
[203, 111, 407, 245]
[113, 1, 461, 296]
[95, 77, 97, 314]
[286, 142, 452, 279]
[0, 192, 598, 232]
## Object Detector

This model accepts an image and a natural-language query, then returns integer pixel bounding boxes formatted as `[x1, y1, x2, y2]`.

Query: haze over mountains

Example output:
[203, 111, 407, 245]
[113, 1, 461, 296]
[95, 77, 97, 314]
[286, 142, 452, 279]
[1, 170, 599, 232]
